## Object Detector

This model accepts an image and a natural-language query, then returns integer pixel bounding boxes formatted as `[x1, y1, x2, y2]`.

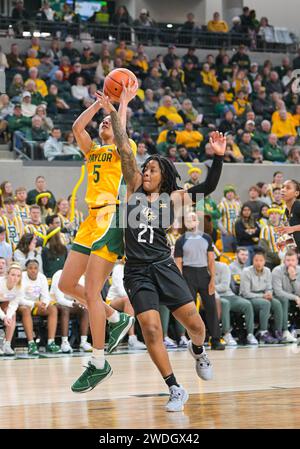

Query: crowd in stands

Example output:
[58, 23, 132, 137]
[0, 169, 299, 355]
[0, 20, 300, 163]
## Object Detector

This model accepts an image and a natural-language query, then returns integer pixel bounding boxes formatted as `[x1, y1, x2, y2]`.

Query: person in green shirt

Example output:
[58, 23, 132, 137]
[25, 80, 43, 106]
[196, 195, 221, 232]
[263, 134, 286, 163]
[253, 119, 271, 148]
[156, 129, 177, 155]
[7, 104, 32, 133]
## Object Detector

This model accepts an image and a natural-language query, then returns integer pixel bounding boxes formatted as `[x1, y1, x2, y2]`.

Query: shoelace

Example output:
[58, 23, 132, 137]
[169, 389, 182, 402]
[79, 362, 95, 380]
[198, 353, 211, 367]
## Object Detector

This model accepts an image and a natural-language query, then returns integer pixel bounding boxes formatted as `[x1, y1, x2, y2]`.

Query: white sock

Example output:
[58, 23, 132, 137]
[128, 335, 137, 342]
[48, 339, 54, 345]
[28, 340, 34, 344]
[62, 337, 68, 343]
[107, 310, 120, 323]
[91, 348, 105, 369]
[81, 336, 88, 344]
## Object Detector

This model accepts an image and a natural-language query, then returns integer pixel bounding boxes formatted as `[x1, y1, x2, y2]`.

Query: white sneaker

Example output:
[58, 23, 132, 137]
[128, 335, 147, 350]
[282, 330, 298, 343]
[61, 340, 73, 353]
[223, 332, 238, 346]
[247, 333, 259, 345]
[165, 385, 189, 412]
[163, 336, 178, 349]
[178, 335, 189, 348]
[3, 341, 15, 356]
[187, 340, 213, 380]
[79, 341, 93, 352]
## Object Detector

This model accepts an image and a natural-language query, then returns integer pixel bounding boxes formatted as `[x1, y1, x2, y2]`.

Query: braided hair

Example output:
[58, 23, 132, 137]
[290, 179, 300, 198]
[141, 155, 181, 195]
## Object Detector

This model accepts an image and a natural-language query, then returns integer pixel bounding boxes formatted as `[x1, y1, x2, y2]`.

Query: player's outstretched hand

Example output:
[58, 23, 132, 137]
[95, 90, 116, 113]
[209, 131, 226, 156]
[120, 79, 138, 105]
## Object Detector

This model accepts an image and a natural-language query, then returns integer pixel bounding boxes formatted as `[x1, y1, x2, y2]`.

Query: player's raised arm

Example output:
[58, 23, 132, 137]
[72, 99, 103, 154]
[96, 89, 142, 195]
[171, 131, 226, 207]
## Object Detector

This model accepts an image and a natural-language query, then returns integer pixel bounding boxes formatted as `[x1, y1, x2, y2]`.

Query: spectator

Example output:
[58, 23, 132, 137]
[271, 110, 297, 139]
[21, 91, 37, 118]
[207, 12, 229, 33]
[271, 187, 285, 209]
[263, 134, 286, 162]
[180, 12, 197, 44]
[230, 45, 251, 70]
[7, 103, 31, 135]
[38, 194, 53, 223]
[24, 115, 49, 159]
[143, 89, 159, 115]
[157, 129, 177, 155]
[0, 257, 7, 278]
[218, 186, 241, 252]
[287, 147, 300, 164]
[71, 77, 89, 101]
[63, 131, 82, 158]
[115, 40, 134, 64]
[24, 205, 48, 236]
[44, 127, 70, 161]
[8, 73, 24, 101]
[266, 171, 284, 203]
[177, 146, 196, 163]
[230, 16, 243, 34]
[239, 6, 252, 34]
[201, 63, 219, 92]
[45, 84, 70, 114]
[0, 263, 23, 355]
[134, 8, 157, 43]
[47, 38, 62, 66]
[182, 47, 199, 68]
[165, 146, 178, 162]
[42, 230, 67, 278]
[183, 59, 199, 89]
[163, 45, 178, 71]
[239, 131, 260, 162]
[272, 249, 300, 342]
[224, 136, 244, 162]
[0, 198, 23, 251]
[235, 204, 260, 263]
[15, 186, 30, 224]
[229, 247, 249, 293]
[215, 261, 257, 345]
[6, 43, 26, 72]
[266, 71, 283, 95]
[18, 259, 60, 354]
[61, 36, 80, 64]
[24, 80, 43, 105]
[233, 89, 251, 117]
[233, 70, 252, 96]
[0, 226, 12, 263]
[219, 110, 239, 135]
[14, 233, 43, 271]
[0, 181, 13, 201]
[111, 5, 133, 28]
[52, 70, 72, 102]
[80, 46, 98, 76]
[0, 94, 14, 118]
[50, 269, 92, 353]
[143, 67, 164, 95]
[135, 142, 149, 165]
[38, 1, 55, 21]
[35, 104, 54, 132]
[164, 69, 184, 96]
[254, 120, 272, 147]
[25, 48, 40, 70]
[176, 121, 203, 152]
[95, 57, 114, 83]
[25, 67, 48, 97]
[244, 185, 266, 219]
[59, 56, 73, 81]
[174, 212, 225, 350]
[240, 249, 284, 343]
[155, 96, 183, 125]
[67, 195, 84, 234]
[179, 98, 201, 124]
[27, 176, 56, 209]
[11, 0, 33, 35]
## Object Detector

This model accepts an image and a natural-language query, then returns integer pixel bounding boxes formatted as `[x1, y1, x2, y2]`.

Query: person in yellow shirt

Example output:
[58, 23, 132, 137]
[293, 104, 300, 128]
[200, 63, 219, 92]
[25, 67, 48, 97]
[271, 109, 297, 139]
[207, 12, 229, 33]
[155, 96, 183, 125]
[115, 40, 134, 63]
[25, 48, 40, 69]
[176, 121, 203, 150]
[59, 81, 138, 392]
[233, 90, 250, 117]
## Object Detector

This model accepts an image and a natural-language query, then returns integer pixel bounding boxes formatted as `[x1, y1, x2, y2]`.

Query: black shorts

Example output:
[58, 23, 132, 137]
[124, 257, 193, 316]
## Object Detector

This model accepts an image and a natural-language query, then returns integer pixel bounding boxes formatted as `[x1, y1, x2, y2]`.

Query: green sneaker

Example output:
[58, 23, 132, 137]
[46, 341, 61, 353]
[107, 313, 135, 354]
[28, 341, 39, 355]
[71, 360, 113, 393]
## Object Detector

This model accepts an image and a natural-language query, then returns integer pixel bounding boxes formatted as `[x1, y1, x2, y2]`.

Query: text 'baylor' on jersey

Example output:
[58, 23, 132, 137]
[124, 186, 174, 265]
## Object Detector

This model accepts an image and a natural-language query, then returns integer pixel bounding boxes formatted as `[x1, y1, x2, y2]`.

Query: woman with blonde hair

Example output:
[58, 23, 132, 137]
[0, 262, 23, 355]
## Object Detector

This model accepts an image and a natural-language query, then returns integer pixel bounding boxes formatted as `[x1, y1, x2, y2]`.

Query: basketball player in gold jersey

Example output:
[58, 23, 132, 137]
[59, 80, 138, 392]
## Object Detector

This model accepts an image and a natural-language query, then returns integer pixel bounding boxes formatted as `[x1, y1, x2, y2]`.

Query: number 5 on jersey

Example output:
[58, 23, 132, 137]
[93, 164, 101, 183]
[138, 223, 154, 244]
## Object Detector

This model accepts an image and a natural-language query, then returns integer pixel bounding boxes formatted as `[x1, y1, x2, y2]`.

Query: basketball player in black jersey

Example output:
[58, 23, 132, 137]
[97, 86, 226, 412]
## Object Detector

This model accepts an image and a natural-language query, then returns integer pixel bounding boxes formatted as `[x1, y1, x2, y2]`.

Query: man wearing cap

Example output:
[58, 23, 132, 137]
[182, 47, 199, 68]
[230, 45, 251, 71]
[80, 46, 98, 76]
[163, 45, 178, 70]
[207, 12, 229, 33]
[0, 227, 12, 263]
[259, 207, 284, 269]
[157, 128, 178, 155]
[62, 36, 80, 64]
[176, 121, 203, 153]
[184, 167, 202, 190]
[133, 9, 157, 43]
[7, 103, 31, 134]
[21, 91, 37, 118]
[218, 186, 241, 252]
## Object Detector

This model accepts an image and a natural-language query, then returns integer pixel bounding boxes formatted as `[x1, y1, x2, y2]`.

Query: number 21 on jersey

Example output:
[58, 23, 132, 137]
[138, 223, 154, 244]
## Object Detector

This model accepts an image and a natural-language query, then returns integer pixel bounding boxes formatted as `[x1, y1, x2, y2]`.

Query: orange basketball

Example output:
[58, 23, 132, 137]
[103, 68, 138, 103]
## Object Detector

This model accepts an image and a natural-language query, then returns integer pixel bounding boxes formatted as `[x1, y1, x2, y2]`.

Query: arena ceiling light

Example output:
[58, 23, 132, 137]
[166, 23, 173, 28]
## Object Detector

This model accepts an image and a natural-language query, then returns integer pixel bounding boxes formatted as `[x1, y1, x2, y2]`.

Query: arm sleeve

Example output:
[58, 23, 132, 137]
[272, 268, 298, 301]
[174, 236, 185, 258]
[186, 155, 224, 202]
[204, 234, 213, 252]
